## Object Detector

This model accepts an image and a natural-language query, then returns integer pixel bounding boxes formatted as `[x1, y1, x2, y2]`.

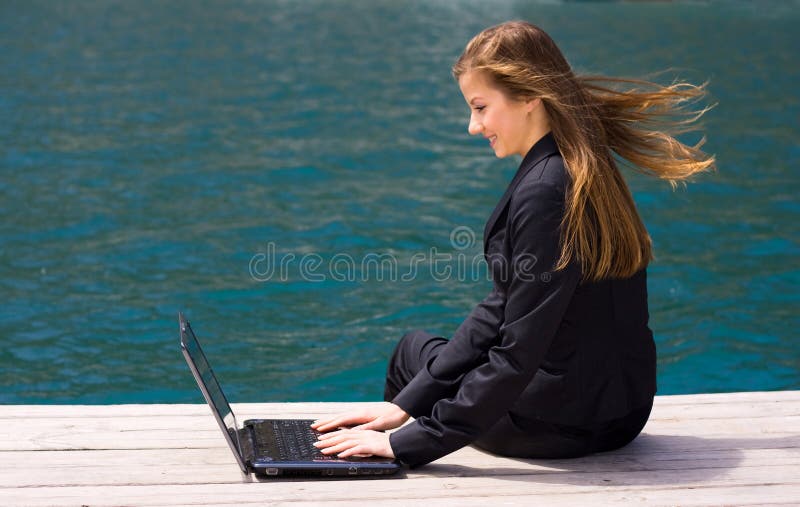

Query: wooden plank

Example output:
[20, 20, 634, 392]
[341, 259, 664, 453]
[0, 446, 798, 488]
[2, 414, 797, 452]
[0, 399, 794, 432]
[0, 465, 798, 507]
[0, 390, 797, 419]
[651, 390, 800, 404]
[149, 483, 800, 507]
[154, 483, 800, 507]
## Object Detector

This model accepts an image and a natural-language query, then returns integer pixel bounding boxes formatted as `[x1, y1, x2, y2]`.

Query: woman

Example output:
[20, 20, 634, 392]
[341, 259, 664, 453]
[312, 21, 715, 468]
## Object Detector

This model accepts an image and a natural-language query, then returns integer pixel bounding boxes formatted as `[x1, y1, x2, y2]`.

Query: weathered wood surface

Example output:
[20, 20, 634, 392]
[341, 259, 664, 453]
[1, 391, 798, 506]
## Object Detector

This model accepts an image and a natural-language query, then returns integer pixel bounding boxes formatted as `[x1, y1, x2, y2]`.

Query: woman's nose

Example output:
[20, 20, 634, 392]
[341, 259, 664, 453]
[468, 115, 482, 136]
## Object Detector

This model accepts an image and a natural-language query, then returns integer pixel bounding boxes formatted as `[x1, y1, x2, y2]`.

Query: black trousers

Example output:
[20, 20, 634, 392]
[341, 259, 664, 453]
[384, 330, 652, 460]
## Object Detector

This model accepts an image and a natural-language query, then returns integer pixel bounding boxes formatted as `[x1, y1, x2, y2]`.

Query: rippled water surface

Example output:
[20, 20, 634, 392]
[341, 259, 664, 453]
[1, 0, 797, 403]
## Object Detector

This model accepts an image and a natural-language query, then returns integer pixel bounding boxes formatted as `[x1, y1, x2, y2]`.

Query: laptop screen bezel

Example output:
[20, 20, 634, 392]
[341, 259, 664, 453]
[179, 312, 249, 475]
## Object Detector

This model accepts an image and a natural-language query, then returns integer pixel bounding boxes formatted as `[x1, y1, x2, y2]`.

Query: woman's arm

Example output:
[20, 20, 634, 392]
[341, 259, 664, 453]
[390, 287, 505, 418]
[390, 176, 582, 467]
[313, 287, 506, 443]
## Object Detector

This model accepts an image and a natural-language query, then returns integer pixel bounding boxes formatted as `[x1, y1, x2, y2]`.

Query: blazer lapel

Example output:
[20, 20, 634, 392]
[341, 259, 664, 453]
[482, 132, 560, 252]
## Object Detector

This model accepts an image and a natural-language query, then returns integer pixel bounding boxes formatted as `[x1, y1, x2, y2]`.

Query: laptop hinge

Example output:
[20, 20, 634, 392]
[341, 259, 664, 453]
[238, 425, 256, 465]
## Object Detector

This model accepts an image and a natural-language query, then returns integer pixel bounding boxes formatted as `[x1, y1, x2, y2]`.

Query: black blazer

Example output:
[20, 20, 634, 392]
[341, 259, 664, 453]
[389, 132, 657, 467]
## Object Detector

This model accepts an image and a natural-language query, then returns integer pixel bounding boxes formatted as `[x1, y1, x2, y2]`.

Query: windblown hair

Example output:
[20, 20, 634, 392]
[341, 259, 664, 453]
[453, 21, 716, 281]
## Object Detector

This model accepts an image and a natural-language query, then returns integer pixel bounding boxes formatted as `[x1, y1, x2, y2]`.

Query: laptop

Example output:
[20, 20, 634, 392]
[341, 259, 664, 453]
[178, 312, 402, 478]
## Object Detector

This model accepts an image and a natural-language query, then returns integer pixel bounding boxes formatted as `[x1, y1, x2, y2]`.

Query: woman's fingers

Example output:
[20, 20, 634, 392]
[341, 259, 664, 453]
[352, 417, 392, 431]
[311, 403, 409, 432]
[314, 430, 356, 454]
[352, 420, 376, 431]
[315, 439, 353, 455]
[336, 443, 369, 459]
[310, 414, 342, 430]
[313, 429, 394, 459]
[310, 417, 343, 432]
[311, 412, 368, 432]
[315, 430, 344, 441]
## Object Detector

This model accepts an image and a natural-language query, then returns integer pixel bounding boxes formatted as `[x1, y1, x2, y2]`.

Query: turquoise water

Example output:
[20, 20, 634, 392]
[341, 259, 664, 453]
[1, 0, 797, 404]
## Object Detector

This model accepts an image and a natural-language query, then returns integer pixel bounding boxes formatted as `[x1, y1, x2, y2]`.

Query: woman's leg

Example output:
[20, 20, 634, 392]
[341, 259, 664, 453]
[473, 400, 654, 459]
[473, 413, 593, 459]
[383, 330, 448, 402]
[589, 402, 653, 454]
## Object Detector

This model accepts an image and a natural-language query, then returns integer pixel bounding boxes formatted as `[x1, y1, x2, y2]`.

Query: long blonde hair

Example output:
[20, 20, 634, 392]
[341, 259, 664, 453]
[453, 21, 716, 281]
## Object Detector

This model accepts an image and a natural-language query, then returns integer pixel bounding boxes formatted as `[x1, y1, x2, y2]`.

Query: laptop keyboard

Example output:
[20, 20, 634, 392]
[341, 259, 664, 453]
[255, 420, 334, 461]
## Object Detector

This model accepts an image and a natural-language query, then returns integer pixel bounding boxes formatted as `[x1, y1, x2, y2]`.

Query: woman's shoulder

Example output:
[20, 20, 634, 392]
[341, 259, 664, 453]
[512, 152, 569, 204]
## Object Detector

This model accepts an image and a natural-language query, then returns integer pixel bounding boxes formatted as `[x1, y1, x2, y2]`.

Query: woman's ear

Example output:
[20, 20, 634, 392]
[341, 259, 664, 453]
[525, 97, 541, 113]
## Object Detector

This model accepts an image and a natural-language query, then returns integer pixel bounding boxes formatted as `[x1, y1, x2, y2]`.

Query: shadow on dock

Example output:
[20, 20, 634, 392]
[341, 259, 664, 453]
[422, 433, 799, 485]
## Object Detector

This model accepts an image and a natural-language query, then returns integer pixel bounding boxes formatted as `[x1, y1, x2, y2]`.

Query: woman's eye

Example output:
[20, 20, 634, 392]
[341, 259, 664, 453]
[474, 106, 485, 112]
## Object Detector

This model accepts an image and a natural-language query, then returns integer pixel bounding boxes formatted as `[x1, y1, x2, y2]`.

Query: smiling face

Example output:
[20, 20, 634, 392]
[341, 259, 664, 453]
[458, 70, 549, 158]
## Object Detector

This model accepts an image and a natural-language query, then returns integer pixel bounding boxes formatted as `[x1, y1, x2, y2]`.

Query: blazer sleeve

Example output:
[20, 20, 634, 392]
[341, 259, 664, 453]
[389, 178, 582, 467]
[391, 288, 505, 418]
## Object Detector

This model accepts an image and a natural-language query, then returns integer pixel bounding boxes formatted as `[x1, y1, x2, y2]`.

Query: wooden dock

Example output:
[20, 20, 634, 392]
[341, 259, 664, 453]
[1, 390, 798, 506]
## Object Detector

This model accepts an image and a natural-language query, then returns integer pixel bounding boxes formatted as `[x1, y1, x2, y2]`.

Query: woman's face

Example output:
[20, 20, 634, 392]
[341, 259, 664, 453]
[458, 70, 541, 158]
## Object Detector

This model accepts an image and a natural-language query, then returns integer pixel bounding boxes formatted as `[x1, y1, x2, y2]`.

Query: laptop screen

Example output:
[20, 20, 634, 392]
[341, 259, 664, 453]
[179, 313, 247, 473]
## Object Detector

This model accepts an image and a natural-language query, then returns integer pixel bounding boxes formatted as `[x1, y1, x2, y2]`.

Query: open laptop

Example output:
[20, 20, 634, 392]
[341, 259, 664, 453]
[178, 312, 402, 478]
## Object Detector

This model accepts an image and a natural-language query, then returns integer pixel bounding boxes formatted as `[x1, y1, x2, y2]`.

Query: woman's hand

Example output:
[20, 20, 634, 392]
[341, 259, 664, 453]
[313, 428, 395, 459]
[311, 402, 410, 432]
